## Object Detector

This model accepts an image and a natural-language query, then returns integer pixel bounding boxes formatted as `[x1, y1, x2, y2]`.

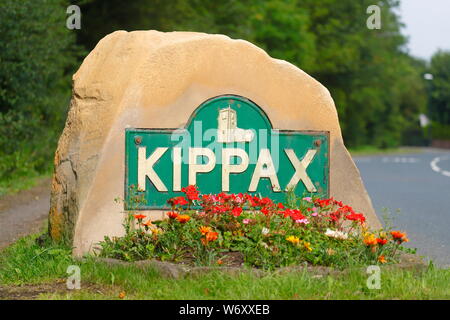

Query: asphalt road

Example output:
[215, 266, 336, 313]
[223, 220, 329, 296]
[354, 148, 450, 268]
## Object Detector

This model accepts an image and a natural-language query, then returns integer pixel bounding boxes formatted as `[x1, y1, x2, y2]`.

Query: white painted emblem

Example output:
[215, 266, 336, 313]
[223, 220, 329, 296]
[217, 107, 254, 143]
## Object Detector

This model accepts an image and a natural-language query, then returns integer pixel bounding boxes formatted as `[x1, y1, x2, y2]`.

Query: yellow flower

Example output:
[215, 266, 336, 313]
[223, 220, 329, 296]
[303, 241, 313, 252]
[151, 227, 162, 235]
[286, 235, 300, 245]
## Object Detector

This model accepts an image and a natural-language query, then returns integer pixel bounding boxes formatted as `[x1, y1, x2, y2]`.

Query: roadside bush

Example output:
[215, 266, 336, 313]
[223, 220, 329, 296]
[431, 122, 450, 140]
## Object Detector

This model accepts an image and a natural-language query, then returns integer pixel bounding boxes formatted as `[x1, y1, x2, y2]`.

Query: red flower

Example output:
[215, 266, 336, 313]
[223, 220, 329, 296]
[261, 207, 270, 216]
[391, 231, 409, 243]
[231, 207, 242, 217]
[181, 185, 200, 201]
[281, 208, 293, 218]
[277, 203, 284, 209]
[168, 196, 189, 206]
[314, 198, 333, 208]
[290, 209, 305, 221]
[376, 238, 388, 245]
[329, 211, 341, 222]
[167, 211, 179, 219]
[133, 214, 146, 220]
[260, 197, 273, 206]
[339, 205, 354, 214]
[280, 209, 305, 221]
[333, 200, 344, 207]
[346, 212, 366, 224]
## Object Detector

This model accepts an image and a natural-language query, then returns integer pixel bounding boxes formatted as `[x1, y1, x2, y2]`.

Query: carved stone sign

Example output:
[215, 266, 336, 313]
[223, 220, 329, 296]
[48, 31, 380, 256]
[125, 95, 329, 208]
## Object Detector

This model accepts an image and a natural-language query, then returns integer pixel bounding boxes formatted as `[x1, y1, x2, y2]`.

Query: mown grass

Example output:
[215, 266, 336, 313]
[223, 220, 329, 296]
[0, 233, 449, 300]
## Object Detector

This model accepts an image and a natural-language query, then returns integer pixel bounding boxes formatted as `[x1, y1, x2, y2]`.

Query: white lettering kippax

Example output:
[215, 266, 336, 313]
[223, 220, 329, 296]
[189, 148, 216, 186]
[137, 147, 317, 193]
[248, 149, 281, 192]
[284, 149, 317, 192]
[138, 147, 168, 191]
[222, 148, 249, 191]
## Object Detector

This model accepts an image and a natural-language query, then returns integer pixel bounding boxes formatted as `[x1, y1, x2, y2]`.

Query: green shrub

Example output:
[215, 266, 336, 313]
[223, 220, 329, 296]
[99, 186, 413, 270]
[431, 122, 450, 140]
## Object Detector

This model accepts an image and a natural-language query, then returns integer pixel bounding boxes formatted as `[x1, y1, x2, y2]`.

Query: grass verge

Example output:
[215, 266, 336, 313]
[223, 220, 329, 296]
[348, 146, 425, 157]
[0, 233, 448, 300]
[0, 172, 51, 197]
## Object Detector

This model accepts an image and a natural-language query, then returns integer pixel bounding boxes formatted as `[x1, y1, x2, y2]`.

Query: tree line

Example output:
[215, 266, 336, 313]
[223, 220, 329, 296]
[0, 0, 449, 187]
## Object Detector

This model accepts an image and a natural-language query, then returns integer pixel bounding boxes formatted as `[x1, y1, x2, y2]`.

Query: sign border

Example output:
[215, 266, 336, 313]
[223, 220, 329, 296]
[124, 94, 330, 210]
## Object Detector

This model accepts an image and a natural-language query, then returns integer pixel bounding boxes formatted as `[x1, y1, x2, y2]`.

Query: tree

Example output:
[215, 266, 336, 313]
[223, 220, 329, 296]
[0, 0, 80, 181]
[429, 50, 450, 125]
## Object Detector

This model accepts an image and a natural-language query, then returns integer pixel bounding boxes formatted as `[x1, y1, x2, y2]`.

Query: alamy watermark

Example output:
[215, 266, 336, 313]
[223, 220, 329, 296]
[66, 265, 81, 290]
[366, 265, 381, 289]
[66, 5, 81, 30]
[366, 5, 381, 30]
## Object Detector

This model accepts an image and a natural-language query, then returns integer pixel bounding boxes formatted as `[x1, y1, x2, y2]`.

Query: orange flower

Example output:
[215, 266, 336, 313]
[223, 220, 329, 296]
[217, 259, 223, 265]
[390, 231, 409, 243]
[205, 231, 218, 242]
[199, 226, 212, 235]
[167, 211, 179, 219]
[142, 220, 153, 227]
[363, 234, 377, 246]
[133, 214, 146, 220]
[378, 255, 387, 264]
[176, 214, 191, 223]
[118, 291, 126, 299]
[376, 238, 388, 245]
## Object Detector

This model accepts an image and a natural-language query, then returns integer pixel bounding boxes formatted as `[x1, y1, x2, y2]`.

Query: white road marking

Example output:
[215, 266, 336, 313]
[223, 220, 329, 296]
[382, 157, 420, 163]
[430, 156, 450, 178]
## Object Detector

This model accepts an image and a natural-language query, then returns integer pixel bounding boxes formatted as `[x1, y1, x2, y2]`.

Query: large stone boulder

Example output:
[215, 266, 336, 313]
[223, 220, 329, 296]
[49, 30, 381, 256]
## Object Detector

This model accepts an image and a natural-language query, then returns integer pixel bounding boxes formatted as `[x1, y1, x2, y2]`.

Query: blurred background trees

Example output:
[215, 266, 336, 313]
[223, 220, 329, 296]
[1, 0, 449, 189]
[0, 0, 80, 188]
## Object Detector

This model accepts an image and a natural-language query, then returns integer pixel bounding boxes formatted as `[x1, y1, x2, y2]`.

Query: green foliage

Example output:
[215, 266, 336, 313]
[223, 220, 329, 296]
[0, 0, 81, 183]
[56, 266, 450, 300]
[99, 187, 411, 270]
[1, 232, 448, 299]
[74, 0, 428, 149]
[431, 122, 450, 140]
[2, 0, 446, 191]
[0, 233, 74, 284]
[429, 50, 450, 125]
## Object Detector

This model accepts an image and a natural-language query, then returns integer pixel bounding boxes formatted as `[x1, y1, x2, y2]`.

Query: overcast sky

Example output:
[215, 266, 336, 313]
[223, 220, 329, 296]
[398, 0, 450, 60]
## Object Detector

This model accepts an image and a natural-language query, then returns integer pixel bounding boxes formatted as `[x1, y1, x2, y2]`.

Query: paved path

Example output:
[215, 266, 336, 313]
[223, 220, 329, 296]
[0, 178, 51, 250]
[354, 148, 450, 267]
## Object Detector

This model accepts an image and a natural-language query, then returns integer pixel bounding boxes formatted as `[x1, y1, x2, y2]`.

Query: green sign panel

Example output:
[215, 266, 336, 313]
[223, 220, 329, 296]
[125, 95, 329, 209]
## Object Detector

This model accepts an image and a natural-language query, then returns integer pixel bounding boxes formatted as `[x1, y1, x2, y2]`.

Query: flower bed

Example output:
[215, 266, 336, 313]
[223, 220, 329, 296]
[99, 186, 413, 270]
